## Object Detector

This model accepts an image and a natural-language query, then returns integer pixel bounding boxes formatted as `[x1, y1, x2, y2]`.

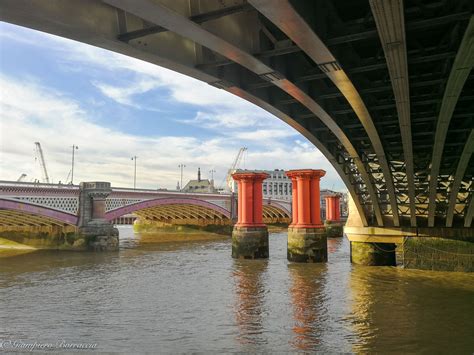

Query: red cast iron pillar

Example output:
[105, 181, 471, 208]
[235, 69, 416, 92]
[324, 194, 344, 238]
[286, 169, 327, 262]
[232, 171, 269, 259]
[325, 195, 341, 222]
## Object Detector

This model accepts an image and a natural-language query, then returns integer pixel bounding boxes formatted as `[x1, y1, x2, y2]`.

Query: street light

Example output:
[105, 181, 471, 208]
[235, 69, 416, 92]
[178, 164, 186, 191]
[131, 156, 137, 189]
[209, 169, 216, 180]
[71, 145, 78, 185]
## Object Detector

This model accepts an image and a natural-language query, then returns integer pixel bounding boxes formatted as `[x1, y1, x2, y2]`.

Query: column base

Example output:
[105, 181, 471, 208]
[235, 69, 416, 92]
[287, 226, 327, 263]
[324, 221, 344, 238]
[350, 241, 396, 266]
[232, 226, 269, 259]
[79, 221, 119, 252]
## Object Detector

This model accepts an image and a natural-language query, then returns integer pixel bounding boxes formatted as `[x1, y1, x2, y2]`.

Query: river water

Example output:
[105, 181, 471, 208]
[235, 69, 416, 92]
[1, 226, 473, 353]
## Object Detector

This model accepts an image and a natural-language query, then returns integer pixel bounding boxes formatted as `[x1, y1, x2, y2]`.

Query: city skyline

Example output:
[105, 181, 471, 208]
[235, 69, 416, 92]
[0, 22, 345, 190]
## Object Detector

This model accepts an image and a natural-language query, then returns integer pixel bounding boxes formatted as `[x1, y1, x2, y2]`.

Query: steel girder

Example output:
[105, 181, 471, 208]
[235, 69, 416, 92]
[1, 0, 472, 227]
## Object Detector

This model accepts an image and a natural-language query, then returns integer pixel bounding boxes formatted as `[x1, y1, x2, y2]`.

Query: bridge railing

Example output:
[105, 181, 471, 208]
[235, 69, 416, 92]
[0, 180, 80, 190]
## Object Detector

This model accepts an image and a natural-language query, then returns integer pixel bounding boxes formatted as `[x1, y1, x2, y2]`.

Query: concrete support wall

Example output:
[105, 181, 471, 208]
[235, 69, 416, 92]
[345, 224, 474, 272]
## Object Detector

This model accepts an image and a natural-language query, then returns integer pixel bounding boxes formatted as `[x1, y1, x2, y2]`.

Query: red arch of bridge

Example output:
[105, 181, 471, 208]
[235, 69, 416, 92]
[0, 198, 78, 225]
[105, 198, 231, 221]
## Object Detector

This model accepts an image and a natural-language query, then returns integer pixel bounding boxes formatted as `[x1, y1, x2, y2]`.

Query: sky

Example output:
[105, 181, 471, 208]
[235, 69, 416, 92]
[0, 22, 345, 191]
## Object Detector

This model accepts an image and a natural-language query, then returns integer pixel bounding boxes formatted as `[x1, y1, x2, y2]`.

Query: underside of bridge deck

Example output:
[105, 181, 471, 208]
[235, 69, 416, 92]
[0, 0, 473, 268]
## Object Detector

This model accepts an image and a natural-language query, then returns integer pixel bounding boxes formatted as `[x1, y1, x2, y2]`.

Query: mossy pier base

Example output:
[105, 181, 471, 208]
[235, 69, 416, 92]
[350, 241, 396, 266]
[345, 226, 474, 272]
[287, 227, 327, 263]
[324, 221, 344, 238]
[232, 226, 269, 259]
[0, 223, 118, 251]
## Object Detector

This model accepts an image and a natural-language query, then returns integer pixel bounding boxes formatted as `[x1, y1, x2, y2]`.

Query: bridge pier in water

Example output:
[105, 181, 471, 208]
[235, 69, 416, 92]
[324, 194, 344, 238]
[231, 172, 269, 259]
[344, 196, 474, 271]
[286, 170, 327, 263]
[77, 182, 119, 251]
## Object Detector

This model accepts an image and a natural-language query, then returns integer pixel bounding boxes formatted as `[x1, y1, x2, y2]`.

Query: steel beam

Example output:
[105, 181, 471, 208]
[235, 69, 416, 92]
[465, 191, 474, 227]
[118, 3, 253, 42]
[427, 16, 474, 227]
[249, 0, 399, 226]
[370, 0, 416, 226]
[445, 130, 474, 227]
[326, 12, 472, 46]
[103, 0, 381, 225]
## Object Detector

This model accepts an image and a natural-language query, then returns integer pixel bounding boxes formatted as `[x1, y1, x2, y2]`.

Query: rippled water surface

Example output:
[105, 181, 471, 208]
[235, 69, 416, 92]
[1, 226, 473, 353]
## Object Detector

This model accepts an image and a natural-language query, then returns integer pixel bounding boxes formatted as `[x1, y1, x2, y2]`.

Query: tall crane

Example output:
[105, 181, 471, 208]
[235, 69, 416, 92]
[34, 142, 50, 183]
[225, 147, 247, 192]
[17, 173, 27, 182]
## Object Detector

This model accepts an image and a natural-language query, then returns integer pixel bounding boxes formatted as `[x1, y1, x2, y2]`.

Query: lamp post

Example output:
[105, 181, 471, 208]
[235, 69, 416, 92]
[209, 169, 216, 181]
[178, 164, 186, 191]
[71, 145, 78, 185]
[131, 156, 137, 189]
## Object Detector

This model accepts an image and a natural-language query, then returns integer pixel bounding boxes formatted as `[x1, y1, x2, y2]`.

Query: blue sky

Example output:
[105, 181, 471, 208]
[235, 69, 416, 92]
[0, 22, 345, 191]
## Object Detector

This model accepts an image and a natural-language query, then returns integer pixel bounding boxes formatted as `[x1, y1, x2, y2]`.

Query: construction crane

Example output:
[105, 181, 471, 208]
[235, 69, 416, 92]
[224, 147, 247, 192]
[17, 174, 27, 182]
[34, 142, 50, 183]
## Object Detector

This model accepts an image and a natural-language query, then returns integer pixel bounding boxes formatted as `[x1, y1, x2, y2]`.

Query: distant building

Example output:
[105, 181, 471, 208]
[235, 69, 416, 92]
[182, 167, 217, 193]
[229, 169, 292, 201]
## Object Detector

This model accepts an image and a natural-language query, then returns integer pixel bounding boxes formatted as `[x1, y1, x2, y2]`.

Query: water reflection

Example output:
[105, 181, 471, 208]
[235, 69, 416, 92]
[327, 237, 343, 254]
[347, 265, 474, 353]
[288, 263, 327, 351]
[232, 260, 268, 346]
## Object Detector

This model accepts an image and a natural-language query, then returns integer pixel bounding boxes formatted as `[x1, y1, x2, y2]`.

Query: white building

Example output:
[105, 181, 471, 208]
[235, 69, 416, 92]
[230, 169, 292, 201]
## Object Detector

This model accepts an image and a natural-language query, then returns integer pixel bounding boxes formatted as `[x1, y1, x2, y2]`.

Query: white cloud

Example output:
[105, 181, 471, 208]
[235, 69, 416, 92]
[0, 23, 346, 191]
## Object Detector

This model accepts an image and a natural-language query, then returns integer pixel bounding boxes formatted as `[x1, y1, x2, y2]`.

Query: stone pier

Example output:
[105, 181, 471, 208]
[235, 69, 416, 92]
[324, 194, 344, 237]
[231, 171, 269, 259]
[286, 169, 327, 263]
[77, 182, 118, 251]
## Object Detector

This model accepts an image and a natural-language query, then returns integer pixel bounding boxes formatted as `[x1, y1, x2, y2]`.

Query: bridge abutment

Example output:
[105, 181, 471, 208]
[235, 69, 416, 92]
[286, 170, 327, 263]
[346, 227, 474, 271]
[231, 172, 269, 259]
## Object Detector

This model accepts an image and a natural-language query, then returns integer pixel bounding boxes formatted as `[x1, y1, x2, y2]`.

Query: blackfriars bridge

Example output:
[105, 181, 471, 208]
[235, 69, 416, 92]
[0, 180, 291, 243]
[1, 0, 473, 271]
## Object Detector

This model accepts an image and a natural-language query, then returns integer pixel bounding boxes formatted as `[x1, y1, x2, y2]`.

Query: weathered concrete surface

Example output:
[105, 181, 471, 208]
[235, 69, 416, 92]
[0, 228, 80, 250]
[287, 227, 327, 263]
[402, 237, 474, 272]
[351, 241, 396, 266]
[133, 219, 232, 235]
[0, 223, 119, 251]
[232, 226, 269, 259]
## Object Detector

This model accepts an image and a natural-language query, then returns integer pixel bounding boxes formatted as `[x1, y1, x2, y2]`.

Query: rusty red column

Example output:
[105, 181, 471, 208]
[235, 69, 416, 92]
[325, 195, 341, 222]
[232, 171, 269, 259]
[324, 194, 344, 237]
[286, 169, 327, 262]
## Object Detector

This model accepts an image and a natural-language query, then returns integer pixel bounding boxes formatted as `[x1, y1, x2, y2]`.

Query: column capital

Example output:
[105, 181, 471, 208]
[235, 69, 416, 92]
[285, 169, 326, 180]
[232, 171, 269, 182]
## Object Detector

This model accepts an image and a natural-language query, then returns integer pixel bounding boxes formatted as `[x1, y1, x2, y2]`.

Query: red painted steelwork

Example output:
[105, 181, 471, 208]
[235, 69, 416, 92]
[232, 172, 269, 227]
[286, 169, 326, 228]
